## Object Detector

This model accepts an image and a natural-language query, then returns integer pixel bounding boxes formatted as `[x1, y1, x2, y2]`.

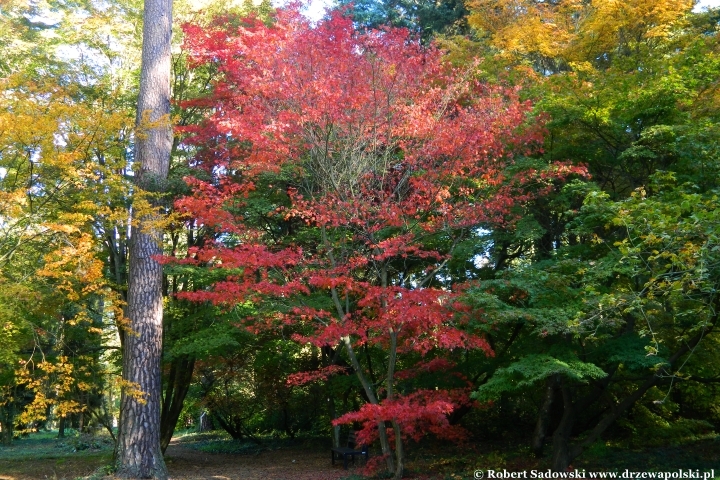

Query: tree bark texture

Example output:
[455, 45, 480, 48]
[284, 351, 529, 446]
[116, 0, 172, 477]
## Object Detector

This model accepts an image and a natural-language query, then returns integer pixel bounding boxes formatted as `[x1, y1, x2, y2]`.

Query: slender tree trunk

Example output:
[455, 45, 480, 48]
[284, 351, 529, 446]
[198, 411, 213, 432]
[328, 395, 340, 448]
[116, 0, 172, 477]
[387, 329, 404, 480]
[78, 410, 85, 433]
[392, 420, 405, 480]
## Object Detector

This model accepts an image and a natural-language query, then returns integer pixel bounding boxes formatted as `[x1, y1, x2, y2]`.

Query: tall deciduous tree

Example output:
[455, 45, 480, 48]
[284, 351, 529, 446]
[175, 9, 582, 478]
[0, 0, 136, 441]
[116, 0, 172, 477]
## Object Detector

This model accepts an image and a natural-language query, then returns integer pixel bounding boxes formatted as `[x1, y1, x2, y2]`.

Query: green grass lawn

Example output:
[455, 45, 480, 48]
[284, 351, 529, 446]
[0, 430, 113, 480]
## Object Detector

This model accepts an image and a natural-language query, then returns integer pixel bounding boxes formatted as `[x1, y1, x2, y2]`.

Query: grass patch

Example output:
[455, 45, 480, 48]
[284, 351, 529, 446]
[0, 430, 114, 480]
[171, 428, 232, 443]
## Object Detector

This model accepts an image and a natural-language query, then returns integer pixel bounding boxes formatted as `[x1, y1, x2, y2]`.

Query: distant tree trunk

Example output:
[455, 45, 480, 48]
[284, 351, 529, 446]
[198, 411, 214, 432]
[78, 410, 85, 433]
[115, 0, 172, 477]
[0, 402, 15, 446]
[532, 375, 558, 457]
[58, 416, 66, 439]
[551, 382, 574, 472]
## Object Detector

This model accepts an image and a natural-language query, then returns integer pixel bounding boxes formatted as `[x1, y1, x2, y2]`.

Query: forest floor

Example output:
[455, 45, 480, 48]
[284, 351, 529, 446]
[162, 434, 357, 480]
[0, 430, 719, 480]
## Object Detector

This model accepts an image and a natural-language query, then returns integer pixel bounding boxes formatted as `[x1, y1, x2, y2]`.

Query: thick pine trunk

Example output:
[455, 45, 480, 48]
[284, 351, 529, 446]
[116, 0, 172, 477]
[117, 226, 168, 478]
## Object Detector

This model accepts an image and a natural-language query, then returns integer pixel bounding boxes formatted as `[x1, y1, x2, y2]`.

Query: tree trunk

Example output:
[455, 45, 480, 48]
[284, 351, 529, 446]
[328, 395, 340, 448]
[532, 375, 558, 457]
[392, 420, 405, 480]
[198, 411, 214, 432]
[160, 356, 195, 453]
[551, 382, 574, 472]
[558, 316, 718, 469]
[342, 335, 395, 472]
[78, 410, 85, 433]
[58, 416, 66, 439]
[211, 411, 243, 440]
[0, 422, 11, 446]
[387, 329, 405, 480]
[115, 0, 172, 477]
[0, 402, 14, 446]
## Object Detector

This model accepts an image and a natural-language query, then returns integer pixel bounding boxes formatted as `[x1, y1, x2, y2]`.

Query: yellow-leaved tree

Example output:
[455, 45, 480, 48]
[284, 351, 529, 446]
[467, 0, 693, 72]
[0, 0, 138, 443]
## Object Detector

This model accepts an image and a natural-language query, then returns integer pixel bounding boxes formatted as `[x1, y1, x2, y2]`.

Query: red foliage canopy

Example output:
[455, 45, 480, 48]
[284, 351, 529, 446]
[176, 7, 585, 450]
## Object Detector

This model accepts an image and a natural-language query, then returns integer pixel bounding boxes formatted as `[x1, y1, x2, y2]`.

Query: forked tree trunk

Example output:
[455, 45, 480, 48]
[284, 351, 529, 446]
[325, 228, 396, 473]
[342, 335, 396, 472]
[160, 356, 195, 453]
[115, 0, 172, 477]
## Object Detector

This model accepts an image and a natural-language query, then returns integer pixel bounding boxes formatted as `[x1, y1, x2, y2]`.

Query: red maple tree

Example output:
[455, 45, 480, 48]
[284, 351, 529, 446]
[175, 8, 584, 477]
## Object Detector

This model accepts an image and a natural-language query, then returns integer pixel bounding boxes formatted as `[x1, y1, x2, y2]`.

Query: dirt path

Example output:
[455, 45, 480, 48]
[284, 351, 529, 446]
[164, 440, 358, 480]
